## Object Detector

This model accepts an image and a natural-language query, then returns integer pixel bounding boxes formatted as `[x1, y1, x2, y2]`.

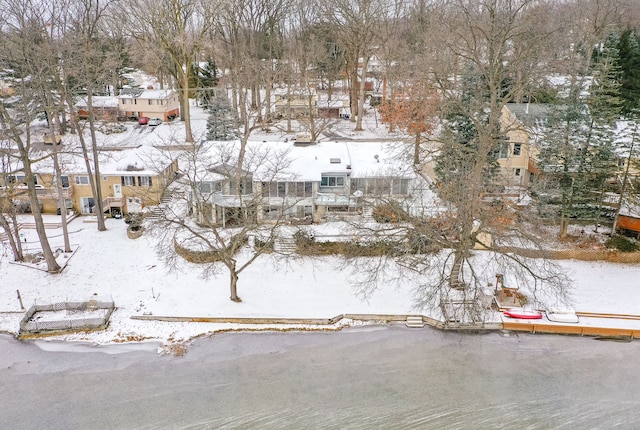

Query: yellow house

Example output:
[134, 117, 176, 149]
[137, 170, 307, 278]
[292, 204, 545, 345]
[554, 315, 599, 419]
[70, 145, 178, 215]
[118, 87, 180, 121]
[3, 145, 178, 216]
[499, 104, 549, 187]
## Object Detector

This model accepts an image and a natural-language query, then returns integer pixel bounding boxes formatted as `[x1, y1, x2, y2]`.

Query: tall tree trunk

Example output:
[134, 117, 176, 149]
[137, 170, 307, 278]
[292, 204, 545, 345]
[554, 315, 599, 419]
[229, 261, 241, 302]
[414, 132, 421, 166]
[349, 63, 358, 123]
[25, 173, 61, 273]
[0, 215, 22, 262]
[612, 122, 637, 233]
[355, 56, 369, 131]
[51, 147, 72, 253]
[182, 72, 194, 143]
[87, 92, 107, 231]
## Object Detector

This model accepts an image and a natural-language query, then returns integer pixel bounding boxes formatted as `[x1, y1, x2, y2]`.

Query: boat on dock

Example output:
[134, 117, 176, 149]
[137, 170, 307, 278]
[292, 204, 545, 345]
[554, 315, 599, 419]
[503, 307, 543, 319]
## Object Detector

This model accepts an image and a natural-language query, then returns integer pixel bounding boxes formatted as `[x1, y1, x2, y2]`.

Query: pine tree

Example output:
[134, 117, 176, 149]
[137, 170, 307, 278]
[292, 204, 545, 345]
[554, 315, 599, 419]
[206, 95, 238, 141]
[435, 68, 501, 193]
[618, 30, 640, 116]
[191, 59, 219, 108]
[536, 36, 622, 237]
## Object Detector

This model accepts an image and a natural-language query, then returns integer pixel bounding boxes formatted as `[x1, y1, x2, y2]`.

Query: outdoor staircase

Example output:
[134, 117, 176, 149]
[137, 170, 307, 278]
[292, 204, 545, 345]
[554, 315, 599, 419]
[405, 316, 425, 328]
[146, 206, 165, 220]
[397, 255, 430, 273]
[146, 182, 184, 221]
[274, 236, 297, 254]
[362, 206, 375, 222]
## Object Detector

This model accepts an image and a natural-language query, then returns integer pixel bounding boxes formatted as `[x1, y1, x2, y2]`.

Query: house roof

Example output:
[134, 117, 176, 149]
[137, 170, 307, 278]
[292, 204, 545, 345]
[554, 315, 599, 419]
[195, 140, 415, 183]
[346, 142, 415, 179]
[76, 96, 119, 109]
[27, 144, 172, 177]
[505, 103, 553, 128]
[119, 88, 176, 100]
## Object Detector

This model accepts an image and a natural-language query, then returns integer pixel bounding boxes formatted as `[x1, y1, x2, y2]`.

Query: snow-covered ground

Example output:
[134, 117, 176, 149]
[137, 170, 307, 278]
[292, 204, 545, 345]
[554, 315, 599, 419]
[3, 93, 639, 350]
[1, 214, 639, 349]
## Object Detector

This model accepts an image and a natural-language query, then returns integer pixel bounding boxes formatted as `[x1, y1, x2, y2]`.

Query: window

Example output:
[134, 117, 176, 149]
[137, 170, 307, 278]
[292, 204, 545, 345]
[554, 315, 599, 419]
[75, 176, 90, 185]
[514, 168, 521, 177]
[321, 175, 345, 187]
[56, 175, 70, 188]
[81, 197, 95, 214]
[199, 182, 212, 193]
[138, 176, 152, 186]
[262, 181, 287, 198]
[392, 179, 410, 195]
[498, 143, 509, 159]
[351, 178, 365, 193]
[14, 174, 37, 186]
[199, 181, 222, 194]
[296, 206, 313, 217]
[290, 182, 312, 198]
[121, 176, 136, 186]
[230, 177, 253, 195]
[513, 143, 522, 156]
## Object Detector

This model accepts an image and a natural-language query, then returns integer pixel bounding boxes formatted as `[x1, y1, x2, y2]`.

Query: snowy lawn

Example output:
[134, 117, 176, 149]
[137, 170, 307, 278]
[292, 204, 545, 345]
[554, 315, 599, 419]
[1, 215, 639, 347]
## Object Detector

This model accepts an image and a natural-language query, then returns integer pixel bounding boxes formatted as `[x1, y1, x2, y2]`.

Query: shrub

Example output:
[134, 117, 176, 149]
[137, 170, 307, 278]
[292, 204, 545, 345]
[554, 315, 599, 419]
[605, 235, 640, 253]
[124, 213, 144, 232]
[372, 202, 410, 223]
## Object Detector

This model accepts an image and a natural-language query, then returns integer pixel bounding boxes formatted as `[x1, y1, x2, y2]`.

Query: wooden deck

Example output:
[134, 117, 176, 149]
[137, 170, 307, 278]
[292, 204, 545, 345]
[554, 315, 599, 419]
[502, 312, 640, 339]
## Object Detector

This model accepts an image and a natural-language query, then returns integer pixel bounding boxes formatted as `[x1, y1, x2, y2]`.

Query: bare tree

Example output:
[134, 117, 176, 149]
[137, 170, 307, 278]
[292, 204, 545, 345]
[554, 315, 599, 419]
[0, 145, 26, 261]
[0, 0, 77, 272]
[147, 138, 300, 302]
[324, 0, 404, 131]
[0, 95, 61, 272]
[127, 0, 217, 143]
[337, 0, 574, 322]
[56, 0, 126, 232]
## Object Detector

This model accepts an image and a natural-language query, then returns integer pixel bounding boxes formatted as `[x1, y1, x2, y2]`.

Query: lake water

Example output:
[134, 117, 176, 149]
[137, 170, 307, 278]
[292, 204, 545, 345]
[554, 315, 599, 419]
[1, 326, 639, 429]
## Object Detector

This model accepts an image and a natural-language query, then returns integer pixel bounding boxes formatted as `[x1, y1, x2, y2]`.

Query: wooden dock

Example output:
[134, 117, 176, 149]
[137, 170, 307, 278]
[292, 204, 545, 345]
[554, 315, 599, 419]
[501, 311, 640, 339]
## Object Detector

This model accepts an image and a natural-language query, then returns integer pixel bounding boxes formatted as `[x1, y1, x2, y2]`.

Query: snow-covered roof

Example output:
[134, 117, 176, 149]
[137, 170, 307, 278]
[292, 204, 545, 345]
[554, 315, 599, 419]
[193, 140, 414, 183]
[28, 144, 172, 176]
[76, 96, 119, 109]
[118, 88, 176, 100]
[347, 142, 414, 179]
[505, 103, 553, 129]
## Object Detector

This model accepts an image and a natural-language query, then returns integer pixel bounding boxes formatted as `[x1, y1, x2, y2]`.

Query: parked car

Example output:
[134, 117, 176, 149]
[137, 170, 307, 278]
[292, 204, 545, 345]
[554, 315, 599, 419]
[138, 116, 150, 125]
[148, 117, 162, 126]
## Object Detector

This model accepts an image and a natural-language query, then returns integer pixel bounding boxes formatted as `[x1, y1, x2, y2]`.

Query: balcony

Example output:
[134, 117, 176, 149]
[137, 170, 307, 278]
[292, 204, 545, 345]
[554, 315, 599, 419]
[209, 192, 256, 208]
[102, 196, 124, 211]
[34, 187, 73, 200]
[315, 192, 357, 207]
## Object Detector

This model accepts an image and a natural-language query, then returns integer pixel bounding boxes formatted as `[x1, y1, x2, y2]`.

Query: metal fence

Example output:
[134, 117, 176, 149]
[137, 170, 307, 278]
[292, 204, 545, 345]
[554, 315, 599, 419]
[19, 300, 115, 335]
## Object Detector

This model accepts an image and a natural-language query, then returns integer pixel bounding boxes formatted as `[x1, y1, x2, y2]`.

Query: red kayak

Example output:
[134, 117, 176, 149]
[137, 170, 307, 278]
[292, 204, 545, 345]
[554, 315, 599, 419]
[503, 308, 543, 319]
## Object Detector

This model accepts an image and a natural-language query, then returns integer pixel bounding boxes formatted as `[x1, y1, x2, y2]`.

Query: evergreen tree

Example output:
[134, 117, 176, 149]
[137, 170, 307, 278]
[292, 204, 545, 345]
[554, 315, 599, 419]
[536, 37, 622, 237]
[435, 68, 501, 193]
[191, 59, 219, 108]
[206, 95, 238, 141]
[618, 30, 640, 116]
